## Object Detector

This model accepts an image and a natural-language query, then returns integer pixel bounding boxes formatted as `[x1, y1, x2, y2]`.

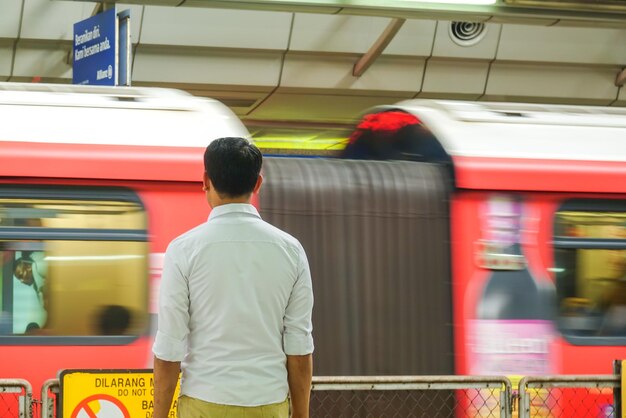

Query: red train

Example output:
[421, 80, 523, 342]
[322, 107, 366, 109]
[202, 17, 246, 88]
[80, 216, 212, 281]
[0, 84, 624, 417]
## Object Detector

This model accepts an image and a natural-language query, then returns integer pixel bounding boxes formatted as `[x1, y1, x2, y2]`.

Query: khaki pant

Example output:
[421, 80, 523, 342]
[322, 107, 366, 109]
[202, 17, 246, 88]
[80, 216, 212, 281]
[177, 395, 289, 418]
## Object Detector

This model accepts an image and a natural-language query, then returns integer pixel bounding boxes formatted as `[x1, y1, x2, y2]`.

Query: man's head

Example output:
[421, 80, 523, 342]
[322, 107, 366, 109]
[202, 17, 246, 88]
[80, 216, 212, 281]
[203, 137, 263, 206]
[14, 258, 34, 286]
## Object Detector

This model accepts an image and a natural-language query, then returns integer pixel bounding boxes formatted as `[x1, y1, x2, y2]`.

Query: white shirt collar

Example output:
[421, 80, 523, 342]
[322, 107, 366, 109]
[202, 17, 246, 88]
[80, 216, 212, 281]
[207, 203, 260, 221]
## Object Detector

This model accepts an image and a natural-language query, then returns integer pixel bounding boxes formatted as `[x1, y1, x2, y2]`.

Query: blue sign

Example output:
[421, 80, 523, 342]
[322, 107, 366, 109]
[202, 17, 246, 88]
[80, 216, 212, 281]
[73, 9, 117, 86]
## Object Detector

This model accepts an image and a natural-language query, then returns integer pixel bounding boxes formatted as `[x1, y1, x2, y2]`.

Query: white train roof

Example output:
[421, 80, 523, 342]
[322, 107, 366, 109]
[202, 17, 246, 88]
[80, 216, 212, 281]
[384, 100, 626, 163]
[0, 82, 249, 147]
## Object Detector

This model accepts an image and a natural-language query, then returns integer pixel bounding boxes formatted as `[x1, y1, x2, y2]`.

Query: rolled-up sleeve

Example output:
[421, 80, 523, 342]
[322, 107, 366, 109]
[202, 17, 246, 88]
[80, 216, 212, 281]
[152, 242, 190, 362]
[283, 244, 314, 355]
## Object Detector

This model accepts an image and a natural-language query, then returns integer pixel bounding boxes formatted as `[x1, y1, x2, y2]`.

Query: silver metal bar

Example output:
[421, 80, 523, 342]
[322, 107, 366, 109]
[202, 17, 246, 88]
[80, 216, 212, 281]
[41, 379, 60, 418]
[518, 376, 531, 418]
[523, 375, 619, 389]
[313, 375, 511, 385]
[312, 382, 506, 391]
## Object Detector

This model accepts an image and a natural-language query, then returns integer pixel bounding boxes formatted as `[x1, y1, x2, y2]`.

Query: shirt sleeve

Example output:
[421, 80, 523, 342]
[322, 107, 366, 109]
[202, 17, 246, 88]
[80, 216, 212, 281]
[152, 242, 190, 362]
[283, 243, 314, 355]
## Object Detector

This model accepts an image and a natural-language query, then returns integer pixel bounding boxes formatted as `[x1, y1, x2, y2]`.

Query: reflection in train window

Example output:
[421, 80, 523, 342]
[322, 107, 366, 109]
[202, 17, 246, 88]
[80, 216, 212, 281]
[0, 198, 145, 229]
[0, 189, 148, 339]
[554, 203, 626, 343]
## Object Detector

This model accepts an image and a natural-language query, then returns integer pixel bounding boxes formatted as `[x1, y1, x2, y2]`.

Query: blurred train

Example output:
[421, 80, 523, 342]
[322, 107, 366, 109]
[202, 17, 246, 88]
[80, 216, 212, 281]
[0, 84, 625, 416]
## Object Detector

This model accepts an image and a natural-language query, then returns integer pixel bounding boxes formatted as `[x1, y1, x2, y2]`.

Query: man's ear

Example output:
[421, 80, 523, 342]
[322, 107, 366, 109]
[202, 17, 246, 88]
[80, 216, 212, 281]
[202, 172, 210, 191]
[253, 174, 263, 194]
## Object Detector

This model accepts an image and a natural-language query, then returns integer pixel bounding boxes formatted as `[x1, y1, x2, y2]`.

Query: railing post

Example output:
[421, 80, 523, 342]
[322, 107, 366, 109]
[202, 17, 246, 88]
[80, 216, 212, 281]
[518, 377, 530, 418]
[614, 360, 622, 418]
[40, 379, 59, 418]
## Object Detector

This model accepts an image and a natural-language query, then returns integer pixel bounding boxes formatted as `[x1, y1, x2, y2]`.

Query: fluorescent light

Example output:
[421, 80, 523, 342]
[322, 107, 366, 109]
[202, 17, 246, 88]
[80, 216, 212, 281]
[399, 0, 496, 4]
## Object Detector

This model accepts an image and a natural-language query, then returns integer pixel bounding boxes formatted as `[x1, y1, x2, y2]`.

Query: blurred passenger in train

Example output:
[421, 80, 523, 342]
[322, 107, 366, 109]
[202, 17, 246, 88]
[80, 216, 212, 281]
[13, 251, 47, 334]
[597, 226, 626, 335]
[153, 137, 314, 418]
[96, 304, 131, 335]
[340, 111, 449, 164]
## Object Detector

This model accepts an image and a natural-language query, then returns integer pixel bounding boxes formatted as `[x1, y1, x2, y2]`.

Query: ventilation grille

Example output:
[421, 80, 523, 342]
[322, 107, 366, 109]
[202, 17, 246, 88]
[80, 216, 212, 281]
[449, 21, 487, 46]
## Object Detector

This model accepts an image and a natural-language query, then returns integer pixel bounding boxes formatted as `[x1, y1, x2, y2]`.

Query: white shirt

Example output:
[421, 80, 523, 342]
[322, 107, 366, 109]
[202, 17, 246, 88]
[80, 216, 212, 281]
[152, 203, 314, 406]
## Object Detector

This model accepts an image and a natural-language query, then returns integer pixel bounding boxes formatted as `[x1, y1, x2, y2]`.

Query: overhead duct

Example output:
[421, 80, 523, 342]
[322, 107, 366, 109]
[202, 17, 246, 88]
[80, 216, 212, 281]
[449, 21, 488, 46]
[505, 0, 626, 12]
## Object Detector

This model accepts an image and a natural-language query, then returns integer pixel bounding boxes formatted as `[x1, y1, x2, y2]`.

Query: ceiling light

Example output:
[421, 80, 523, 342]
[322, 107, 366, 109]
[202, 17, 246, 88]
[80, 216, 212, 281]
[398, 0, 497, 4]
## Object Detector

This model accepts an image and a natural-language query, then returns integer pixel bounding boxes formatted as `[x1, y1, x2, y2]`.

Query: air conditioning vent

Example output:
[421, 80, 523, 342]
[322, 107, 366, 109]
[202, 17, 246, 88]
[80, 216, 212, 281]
[449, 21, 487, 47]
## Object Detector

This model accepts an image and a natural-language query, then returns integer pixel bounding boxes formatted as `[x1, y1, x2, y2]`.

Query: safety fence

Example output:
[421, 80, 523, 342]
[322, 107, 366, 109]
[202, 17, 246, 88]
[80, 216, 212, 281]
[1, 375, 622, 417]
[0, 379, 33, 418]
[310, 375, 512, 417]
[518, 375, 620, 418]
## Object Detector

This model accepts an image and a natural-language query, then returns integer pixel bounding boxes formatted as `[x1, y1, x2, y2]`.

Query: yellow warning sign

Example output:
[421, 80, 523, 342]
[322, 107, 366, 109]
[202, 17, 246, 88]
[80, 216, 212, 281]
[60, 370, 179, 418]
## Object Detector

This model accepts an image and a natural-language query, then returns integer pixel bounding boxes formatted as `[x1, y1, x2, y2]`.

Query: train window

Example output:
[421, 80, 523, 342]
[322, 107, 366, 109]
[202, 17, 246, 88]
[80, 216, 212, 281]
[554, 200, 626, 345]
[0, 187, 148, 344]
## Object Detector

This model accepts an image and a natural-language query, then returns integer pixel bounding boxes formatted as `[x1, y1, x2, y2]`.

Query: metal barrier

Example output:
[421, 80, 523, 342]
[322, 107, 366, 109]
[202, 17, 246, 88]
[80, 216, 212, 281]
[0, 379, 33, 418]
[311, 375, 513, 417]
[9, 374, 625, 417]
[518, 375, 620, 418]
[39, 379, 59, 418]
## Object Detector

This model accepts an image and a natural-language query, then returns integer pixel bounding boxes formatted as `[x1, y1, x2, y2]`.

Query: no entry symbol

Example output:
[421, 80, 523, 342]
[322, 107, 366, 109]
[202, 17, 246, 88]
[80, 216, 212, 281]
[71, 394, 130, 418]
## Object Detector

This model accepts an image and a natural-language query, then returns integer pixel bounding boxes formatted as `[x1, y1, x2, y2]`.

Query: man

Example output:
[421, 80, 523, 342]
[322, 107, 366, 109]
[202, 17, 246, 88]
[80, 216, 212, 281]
[153, 137, 314, 418]
[13, 252, 47, 333]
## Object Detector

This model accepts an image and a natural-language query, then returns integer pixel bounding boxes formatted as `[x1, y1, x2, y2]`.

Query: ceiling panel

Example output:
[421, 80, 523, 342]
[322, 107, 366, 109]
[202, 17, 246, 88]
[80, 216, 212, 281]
[21, 0, 96, 41]
[385, 18, 438, 56]
[12, 41, 72, 80]
[484, 62, 620, 105]
[133, 46, 283, 86]
[280, 53, 424, 94]
[289, 14, 436, 57]
[432, 22, 501, 60]
[497, 24, 626, 65]
[141, 6, 292, 50]
[1, 0, 23, 39]
[247, 92, 407, 123]
[0, 42, 14, 80]
[420, 58, 489, 99]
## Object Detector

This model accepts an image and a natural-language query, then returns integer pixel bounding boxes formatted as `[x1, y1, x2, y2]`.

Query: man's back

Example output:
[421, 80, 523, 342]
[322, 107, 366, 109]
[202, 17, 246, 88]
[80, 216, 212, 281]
[154, 203, 313, 406]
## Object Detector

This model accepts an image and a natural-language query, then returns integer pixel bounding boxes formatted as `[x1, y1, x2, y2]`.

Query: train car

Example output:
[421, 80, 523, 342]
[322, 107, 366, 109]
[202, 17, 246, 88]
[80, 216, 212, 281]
[0, 84, 625, 417]
[341, 100, 626, 378]
[262, 102, 626, 387]
[0, 83, 250, 400]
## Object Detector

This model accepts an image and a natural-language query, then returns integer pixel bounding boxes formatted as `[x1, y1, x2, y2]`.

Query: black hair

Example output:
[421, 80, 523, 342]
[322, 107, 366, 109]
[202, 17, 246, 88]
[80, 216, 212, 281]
[97, 305, 131, 335]
[204, 137, 262, 198]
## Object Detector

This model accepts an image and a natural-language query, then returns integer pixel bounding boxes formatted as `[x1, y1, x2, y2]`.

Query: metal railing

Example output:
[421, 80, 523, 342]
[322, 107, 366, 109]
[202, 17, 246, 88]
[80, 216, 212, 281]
[311, 375, 513, 417]
[39, 379, 59, 418]
[519, 375, 620, 418]
[8, 374, 625, 417]
[0, 379, 33, 418]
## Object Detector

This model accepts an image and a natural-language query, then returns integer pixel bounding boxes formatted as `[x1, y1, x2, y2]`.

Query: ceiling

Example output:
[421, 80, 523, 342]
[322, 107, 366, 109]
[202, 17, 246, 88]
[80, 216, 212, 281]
[2, 0, 626, 144]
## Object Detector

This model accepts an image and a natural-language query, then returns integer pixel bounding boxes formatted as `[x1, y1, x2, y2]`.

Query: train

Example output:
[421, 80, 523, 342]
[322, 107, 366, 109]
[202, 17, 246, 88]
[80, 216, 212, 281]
[0, 83, 625, 416]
